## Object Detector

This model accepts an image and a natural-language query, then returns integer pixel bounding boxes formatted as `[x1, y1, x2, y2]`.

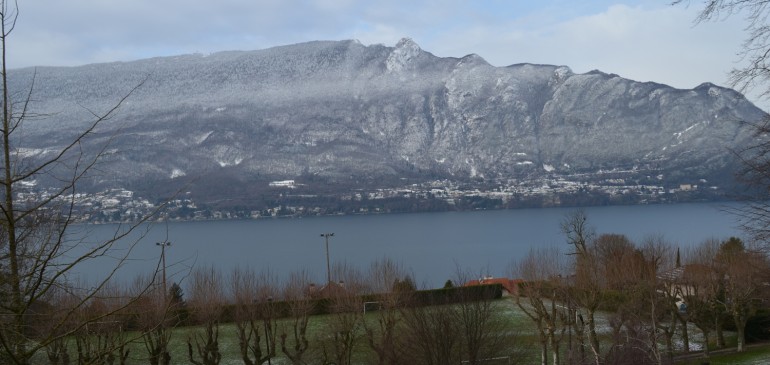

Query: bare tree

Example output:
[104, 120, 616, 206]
[682, 239, 724, 358]
[71, 284, 132, 365]
[674, 1, 770, 246]
[398, 269, 514, 365]
[593, 234, 657, 364]
[138, 297, 173, 365]
[561, 210, 602, 365]
[362, 258, 410, 365]
[231, 267, 277, 365]
[599, 234, 679, 365]
[34, 286, 77, 365]
[279, 271, 315, 365]
[453, 269, 513, 365]
[639, 236, 676, 364]
[716, 237, 769, 352]
[560, 212, 684, 365]
[129, 275, 174, 365]
[673, 3, 770, 355]
[186, 266, 225, 365]
[0, 2, 165, 364]
[317, 262, 366, 365]
[513, 247, 569, 365]
[399, 299, 462, 365]
[593, 234, 640, 291]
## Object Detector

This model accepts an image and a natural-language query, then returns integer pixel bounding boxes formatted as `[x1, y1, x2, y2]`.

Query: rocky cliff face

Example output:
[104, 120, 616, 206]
[7, 38, 766, 205]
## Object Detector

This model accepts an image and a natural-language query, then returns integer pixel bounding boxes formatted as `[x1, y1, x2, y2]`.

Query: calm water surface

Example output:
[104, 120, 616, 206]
[70, 202, 742, 288]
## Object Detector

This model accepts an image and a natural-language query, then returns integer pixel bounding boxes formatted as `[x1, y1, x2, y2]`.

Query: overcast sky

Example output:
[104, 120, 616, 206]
[7, 1, 759, 105]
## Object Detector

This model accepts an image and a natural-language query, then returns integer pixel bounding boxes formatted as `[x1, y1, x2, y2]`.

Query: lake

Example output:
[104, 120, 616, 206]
[70, 202, 743, 289]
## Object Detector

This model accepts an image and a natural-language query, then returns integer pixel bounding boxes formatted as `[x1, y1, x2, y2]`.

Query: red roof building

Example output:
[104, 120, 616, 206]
[464, 276, 523, 296]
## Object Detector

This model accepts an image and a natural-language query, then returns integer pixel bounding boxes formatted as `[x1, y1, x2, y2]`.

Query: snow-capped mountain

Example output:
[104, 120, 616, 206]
[7, 38, 766, 208]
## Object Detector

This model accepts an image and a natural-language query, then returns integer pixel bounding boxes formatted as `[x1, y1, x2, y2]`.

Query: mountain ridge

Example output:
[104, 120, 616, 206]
[6, 38, 766, 213]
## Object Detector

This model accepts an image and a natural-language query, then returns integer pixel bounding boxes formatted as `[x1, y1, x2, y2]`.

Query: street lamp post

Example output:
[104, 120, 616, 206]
[156, 241, 171, 302]
[320, 233, 334, 284]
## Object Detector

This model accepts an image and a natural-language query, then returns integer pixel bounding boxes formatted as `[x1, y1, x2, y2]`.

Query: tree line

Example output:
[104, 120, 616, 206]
[10, 259, 519, 365]
[513, 210, 770, 365]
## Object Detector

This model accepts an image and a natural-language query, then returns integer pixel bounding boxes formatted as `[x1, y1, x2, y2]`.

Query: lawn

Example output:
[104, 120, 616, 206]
[28, 297, 769, 365]
[37, 299, 531, 365]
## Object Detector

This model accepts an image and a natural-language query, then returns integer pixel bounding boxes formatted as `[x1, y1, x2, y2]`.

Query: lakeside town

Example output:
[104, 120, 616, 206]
[21, 172, 724, 224]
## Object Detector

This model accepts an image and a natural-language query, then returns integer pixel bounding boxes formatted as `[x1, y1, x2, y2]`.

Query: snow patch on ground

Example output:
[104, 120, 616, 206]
[543, 164, 555, 172]
[672, 121, 706, 146]
[16, 147, 49, 158]
[649, 88, 664, 100]
[217, 158, 243, 167]
[170, 169, 186, 178]
[195, 131, 214, 144]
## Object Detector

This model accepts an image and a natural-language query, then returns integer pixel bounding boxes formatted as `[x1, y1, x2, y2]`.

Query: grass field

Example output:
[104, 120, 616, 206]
[28, 297, 770, 365]
[30, 299, 529, 364]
